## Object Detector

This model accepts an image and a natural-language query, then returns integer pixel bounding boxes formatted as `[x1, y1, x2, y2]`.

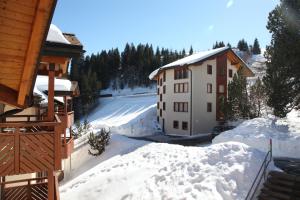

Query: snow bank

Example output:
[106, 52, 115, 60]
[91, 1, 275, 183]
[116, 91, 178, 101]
[62, 134, 149, 183]
[60, 142, 267, 200]
[87, 94, 158, 137]
[213, 110, 300, 158]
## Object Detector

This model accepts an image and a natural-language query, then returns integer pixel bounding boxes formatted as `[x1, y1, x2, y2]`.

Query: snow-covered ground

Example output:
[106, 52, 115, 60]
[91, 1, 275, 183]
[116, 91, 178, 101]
[101, 86, 156, 97]
[60, 142, 268, 200]
[214, 110, 300, 158]
[86, 94, 158, 137]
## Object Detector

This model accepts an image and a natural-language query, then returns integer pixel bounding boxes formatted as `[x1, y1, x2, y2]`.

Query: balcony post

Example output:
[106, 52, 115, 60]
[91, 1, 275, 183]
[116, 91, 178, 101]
[63, 96, 67, 145]
[14, 127, 20, 174]
[47, 170, 54, 200]
[48, 63, 55, 121]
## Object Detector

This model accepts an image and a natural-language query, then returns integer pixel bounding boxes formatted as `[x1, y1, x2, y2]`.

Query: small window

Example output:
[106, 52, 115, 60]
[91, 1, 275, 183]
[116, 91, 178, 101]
[173, 121, 179, 129]
[219, 85, 225, 93]
[160, 78, 163, 86]
[163, 71, 166, 82]
[157, 102, 159, 109]
[160, 109, 162, 117]
[163, 85, 166, 94]
[207, 102, 212, 112]
[160, 94, 162, 101]
[182, 121, 188, 130]
[157, 116, 159, 122]
[207, 83, 212, 93]
[229, 69, 233, 78]
[157, 88, 159, 95]
[207, 65, 212, 74]
[163, 102, 166, 110]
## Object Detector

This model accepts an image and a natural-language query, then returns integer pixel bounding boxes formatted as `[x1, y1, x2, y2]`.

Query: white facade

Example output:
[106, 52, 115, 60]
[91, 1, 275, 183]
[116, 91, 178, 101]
[156, 57, 239, 136]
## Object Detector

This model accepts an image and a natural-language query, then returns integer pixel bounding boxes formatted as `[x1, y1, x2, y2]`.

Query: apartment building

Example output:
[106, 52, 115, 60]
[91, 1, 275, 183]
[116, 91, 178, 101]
[150, 47, 254, 136]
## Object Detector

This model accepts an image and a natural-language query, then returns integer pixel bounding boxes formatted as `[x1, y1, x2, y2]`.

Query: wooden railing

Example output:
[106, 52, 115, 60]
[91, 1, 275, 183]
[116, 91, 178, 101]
[0, 177, 48, 200]
[0, 118, 61, 176]
[57, 111, 74, 129]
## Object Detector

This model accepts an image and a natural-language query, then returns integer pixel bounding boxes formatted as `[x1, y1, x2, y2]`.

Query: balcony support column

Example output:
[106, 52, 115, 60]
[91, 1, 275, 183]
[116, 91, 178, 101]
[47, 63, 55, 121]
[47, 170, 54, 200]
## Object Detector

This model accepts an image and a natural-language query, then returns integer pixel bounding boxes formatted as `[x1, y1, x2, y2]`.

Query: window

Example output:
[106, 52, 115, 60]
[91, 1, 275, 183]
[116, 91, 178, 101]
[160, 109, 162, 117]
[207, 83, 212, 93]
[229, 69, 233, 78]
[207, 102, 212, 112]
[157, 88, 159, 95]
[182, 122, 188, 130]
[163, 71, 166, 82]
[219, 85, 225, 93]
[157, 102, 159, 109]
[207, 65, 212, 74]
[174, 83, 189, 93]
[174, 68, 188, 79]
[160, 78, 163, 86]
[173, 121, 179, 129]
[174, 102, 188, 112]
[163, 85, 166, 94]
[160, 94, 162, 101]
[163, 102, 166, 110]
[157, 116, 159, 122]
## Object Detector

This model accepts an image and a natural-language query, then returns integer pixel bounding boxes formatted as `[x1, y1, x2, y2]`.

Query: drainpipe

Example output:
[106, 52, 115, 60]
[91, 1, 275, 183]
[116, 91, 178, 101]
[187, 67, 192, 136]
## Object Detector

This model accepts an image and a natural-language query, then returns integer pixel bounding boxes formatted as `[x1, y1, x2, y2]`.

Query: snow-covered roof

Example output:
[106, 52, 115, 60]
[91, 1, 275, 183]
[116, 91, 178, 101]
[46, 24, 70, 44]
[33, 75, 73, 104]
[149, 47, 254, 79]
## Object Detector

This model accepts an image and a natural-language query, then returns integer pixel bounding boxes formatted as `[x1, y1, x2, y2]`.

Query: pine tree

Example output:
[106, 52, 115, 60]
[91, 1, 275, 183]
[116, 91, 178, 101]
[252, 38, 261, 54]
[263, 0, 300, 117]
[226, 68, 250, 120]
[189, 46, 194, 55]
[237, 39, 249, 52]
[249, 78, 266, 117]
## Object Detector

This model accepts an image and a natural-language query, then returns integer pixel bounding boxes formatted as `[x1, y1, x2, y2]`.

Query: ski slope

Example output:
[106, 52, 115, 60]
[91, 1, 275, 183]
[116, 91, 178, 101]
[87, 93, 158, 136]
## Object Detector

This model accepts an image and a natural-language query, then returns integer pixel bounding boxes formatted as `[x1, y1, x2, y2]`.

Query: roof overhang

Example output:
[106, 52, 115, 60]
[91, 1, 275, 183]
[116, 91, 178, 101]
[0, 0, 57, 108]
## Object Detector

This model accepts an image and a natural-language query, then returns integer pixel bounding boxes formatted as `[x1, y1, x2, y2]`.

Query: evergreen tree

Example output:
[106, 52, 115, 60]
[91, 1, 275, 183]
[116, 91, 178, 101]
[237, 39, 249, 52]
[189, 46, 194, 55]
[249, 78, 267, 117]
[263, 0, 300, 117]
[252, 38, 261, 54]
[226, 68, 250, 120]
[213, 41, 225, 49]
[227, 43, 232, 48]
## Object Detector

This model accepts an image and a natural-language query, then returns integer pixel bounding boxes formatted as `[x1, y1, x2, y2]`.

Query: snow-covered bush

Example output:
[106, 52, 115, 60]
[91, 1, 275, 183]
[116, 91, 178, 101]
[72, 119, 91, 139]
[88, 128, 110, 156]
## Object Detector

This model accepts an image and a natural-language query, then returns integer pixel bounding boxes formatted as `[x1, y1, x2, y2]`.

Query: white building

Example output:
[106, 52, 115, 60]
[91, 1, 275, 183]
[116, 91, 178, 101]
[149, 47, 254, 136]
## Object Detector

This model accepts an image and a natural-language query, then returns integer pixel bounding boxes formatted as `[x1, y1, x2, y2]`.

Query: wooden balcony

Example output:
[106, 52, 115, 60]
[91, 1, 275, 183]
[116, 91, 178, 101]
[0, 176, 59, 200]
[0, 117, 61, 177]
[57, 111, 74, 129]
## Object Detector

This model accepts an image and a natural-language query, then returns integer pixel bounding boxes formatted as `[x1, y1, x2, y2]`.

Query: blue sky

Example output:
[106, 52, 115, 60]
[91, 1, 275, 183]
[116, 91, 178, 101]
[52, 0, 279, 55]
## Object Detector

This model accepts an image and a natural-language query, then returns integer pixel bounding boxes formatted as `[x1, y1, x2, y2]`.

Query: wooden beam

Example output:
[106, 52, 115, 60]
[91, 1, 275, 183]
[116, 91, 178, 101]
[47, 63, 55, 121]
[17, 0, 52, 106]
[47, 170, 54, 200]
[0, 84, 24, 108]
[41, 56, 69, 65]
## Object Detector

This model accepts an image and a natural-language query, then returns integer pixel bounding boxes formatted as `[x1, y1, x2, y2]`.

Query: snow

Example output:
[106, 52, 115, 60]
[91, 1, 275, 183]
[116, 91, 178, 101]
[60, 142, 268, 200]
[149, 47, 229, 79]
[33, 75, 73, 103]
[63, 134, 149, 183]
[46, 24, 70, 44]
[213, 110, 300, 158]
[101, 86, 156, 97]
[86, 94, 158, 137]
